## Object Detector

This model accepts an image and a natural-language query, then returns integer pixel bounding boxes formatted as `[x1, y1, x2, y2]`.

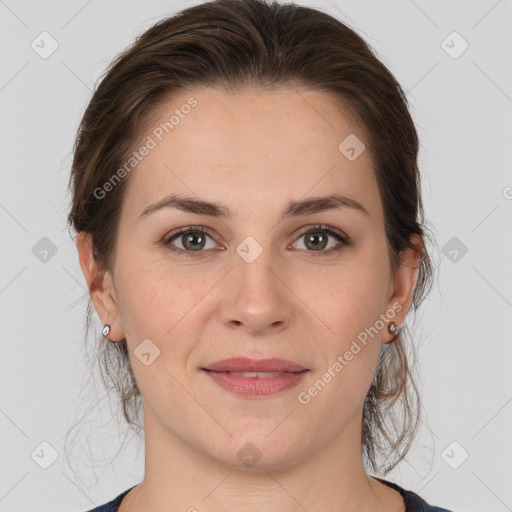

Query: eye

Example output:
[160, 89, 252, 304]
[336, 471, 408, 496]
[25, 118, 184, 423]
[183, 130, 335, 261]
[291, 224, 351, 257]
[163, 226, 220, 257]
[162, 224, 352, 258]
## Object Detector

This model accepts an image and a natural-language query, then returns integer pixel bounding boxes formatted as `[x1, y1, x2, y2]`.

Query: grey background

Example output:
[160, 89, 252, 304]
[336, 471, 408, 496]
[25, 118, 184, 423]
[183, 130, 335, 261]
[1, 0, 511, 511]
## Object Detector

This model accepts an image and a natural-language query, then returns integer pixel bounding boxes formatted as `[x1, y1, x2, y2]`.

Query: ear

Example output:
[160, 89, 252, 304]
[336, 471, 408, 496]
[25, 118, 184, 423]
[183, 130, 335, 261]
[382, 233, 422, 343]
[75, 232, 125, 342]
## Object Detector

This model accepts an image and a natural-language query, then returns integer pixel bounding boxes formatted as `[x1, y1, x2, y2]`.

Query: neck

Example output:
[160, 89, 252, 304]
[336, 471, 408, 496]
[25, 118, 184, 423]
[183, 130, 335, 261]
[121, 410, 400, 512]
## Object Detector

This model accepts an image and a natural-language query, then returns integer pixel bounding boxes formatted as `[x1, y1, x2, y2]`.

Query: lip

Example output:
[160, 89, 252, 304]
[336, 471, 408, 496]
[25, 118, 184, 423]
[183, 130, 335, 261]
[202, 369, 309, 397]
[201, 358, 309, 397]
[202, 357, 307, 373]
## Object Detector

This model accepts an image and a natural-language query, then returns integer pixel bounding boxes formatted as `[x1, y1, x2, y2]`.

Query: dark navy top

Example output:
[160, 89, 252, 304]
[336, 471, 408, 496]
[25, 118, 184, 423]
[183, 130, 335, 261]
[85, 477, 454, 511]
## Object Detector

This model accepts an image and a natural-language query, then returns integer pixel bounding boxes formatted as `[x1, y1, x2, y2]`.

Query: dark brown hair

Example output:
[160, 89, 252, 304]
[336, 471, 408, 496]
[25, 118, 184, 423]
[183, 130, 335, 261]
[67, 0, 436, 475]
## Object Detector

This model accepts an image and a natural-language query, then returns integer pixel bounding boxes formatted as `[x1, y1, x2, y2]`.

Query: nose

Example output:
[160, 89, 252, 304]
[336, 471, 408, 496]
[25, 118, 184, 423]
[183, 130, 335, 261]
[219, 247, 294, 335]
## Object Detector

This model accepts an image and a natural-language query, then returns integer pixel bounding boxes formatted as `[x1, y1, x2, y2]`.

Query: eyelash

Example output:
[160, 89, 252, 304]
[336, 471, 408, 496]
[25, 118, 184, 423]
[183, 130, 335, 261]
[162, 224, 352, 258]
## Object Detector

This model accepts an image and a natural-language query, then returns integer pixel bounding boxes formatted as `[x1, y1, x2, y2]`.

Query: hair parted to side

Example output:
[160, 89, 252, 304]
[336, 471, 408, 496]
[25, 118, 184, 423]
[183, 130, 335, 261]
[66, 0, 436, 476]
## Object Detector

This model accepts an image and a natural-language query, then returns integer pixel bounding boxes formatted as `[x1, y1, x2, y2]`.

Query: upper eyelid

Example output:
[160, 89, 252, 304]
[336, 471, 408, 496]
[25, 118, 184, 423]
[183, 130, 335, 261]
[164, 225, 217, 243]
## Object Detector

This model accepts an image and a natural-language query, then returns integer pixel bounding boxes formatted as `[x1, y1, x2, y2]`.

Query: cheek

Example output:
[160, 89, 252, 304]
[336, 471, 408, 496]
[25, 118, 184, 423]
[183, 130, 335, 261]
[305, 259, 389, 338]
[115, 261, 198, 405]
[300, 251, 389, 389]
[113, 250, 181, 340]
[113, 254, 216, 396]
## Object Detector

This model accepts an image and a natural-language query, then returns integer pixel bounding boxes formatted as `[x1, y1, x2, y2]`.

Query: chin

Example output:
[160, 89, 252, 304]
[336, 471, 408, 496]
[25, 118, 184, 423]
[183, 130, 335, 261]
[204, 429, 308, 472]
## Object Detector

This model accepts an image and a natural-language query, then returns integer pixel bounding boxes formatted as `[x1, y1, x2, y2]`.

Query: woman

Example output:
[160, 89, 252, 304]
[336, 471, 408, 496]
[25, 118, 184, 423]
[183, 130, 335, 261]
[68, 0, 453, 510]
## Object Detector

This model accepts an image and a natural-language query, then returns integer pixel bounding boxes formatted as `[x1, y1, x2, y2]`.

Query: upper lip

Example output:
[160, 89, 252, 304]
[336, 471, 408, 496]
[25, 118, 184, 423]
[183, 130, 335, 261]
[202, 357, 308, 373]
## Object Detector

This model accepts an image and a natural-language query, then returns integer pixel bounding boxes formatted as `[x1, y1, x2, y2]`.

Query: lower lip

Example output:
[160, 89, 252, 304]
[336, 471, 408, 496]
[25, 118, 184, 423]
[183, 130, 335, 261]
[202, 369, 309, 397]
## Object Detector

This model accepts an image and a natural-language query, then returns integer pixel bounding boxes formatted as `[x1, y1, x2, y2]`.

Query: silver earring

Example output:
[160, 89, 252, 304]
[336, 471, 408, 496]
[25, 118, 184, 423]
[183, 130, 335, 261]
[388, 321, 400, 339]
[102, 324, 111, 337]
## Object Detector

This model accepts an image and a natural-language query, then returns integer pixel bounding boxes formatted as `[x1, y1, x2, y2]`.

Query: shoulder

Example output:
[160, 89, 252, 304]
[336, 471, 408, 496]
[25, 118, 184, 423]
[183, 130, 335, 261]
[84, 486, 136, 512]
[374, 477, 454, 512]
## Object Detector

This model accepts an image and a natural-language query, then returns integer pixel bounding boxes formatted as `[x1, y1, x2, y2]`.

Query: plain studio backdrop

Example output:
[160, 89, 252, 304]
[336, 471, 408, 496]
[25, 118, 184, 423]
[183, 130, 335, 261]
[0, 0, 511, 511]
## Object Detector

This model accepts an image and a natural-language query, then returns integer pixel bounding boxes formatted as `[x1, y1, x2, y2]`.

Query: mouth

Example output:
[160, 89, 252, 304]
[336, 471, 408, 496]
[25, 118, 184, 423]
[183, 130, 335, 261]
[201, 358, 309, 397]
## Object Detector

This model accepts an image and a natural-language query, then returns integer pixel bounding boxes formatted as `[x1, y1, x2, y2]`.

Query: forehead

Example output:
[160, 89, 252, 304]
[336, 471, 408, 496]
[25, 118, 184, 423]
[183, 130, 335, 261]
[122, 86, 381, 222]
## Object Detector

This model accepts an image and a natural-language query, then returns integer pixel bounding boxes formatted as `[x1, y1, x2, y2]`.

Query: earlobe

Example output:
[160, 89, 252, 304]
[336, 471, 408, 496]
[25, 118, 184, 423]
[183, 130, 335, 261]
[75, 232, 125, 342]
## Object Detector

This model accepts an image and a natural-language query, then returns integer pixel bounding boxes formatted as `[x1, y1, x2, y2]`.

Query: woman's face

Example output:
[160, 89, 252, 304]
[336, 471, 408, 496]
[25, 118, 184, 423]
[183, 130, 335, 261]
[80, 87, 419, 470]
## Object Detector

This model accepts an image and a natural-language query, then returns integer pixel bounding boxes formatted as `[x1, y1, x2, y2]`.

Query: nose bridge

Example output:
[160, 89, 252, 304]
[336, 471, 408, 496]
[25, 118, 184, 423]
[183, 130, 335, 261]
[233, 235, 281, 302]
[221, 233, 292, 331]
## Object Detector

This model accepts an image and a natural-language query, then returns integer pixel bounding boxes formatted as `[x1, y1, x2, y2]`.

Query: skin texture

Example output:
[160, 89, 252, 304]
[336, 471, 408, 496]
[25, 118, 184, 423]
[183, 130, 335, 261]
[77, 87, 421, 512]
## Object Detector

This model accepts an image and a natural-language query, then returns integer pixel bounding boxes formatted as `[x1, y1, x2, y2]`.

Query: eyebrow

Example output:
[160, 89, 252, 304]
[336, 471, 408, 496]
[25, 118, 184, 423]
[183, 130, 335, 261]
[137, 193, 370, 221]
